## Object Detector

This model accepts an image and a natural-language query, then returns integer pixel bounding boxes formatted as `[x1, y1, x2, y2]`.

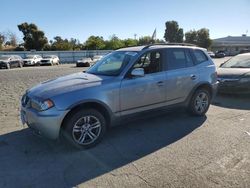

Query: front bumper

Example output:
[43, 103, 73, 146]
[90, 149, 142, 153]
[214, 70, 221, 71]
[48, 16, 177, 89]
[76, 62, 90, 67]
[24, 61, 35, 66]
[21, 105, 69, 140]
[218, 80, 250, 94]
[0, 62, 8, 68]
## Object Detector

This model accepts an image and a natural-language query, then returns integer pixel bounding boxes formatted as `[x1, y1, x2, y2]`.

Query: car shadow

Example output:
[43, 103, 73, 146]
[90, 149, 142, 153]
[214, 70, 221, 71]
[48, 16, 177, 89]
[0, 111, 206, 187]
[212, 94, 250, 110]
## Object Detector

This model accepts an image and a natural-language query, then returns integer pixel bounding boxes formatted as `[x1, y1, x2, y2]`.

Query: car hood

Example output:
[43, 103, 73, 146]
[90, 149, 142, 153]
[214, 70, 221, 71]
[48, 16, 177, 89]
[217, 68, 250, 79]
[27, 72, 111, 99]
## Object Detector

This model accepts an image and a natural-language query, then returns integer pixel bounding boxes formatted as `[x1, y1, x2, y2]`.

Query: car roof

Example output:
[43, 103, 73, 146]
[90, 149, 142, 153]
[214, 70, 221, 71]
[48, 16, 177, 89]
[117, 44, 207, 52]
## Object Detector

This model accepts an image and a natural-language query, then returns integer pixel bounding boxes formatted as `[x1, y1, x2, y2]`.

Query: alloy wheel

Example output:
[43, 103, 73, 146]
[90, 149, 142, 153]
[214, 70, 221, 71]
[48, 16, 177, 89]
[72, 115, 102, 145]
[194, 92, 209, 114]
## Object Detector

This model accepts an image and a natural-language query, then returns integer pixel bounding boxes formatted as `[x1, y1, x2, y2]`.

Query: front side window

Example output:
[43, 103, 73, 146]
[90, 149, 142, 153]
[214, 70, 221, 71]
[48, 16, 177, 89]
[87, 51, 137, 76]
[132, 51, 162, 74]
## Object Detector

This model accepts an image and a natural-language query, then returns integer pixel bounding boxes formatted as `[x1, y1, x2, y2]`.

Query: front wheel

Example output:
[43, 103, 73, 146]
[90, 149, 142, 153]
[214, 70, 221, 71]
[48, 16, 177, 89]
[188, 89, 211, 116]
[63, 109, 106, 149]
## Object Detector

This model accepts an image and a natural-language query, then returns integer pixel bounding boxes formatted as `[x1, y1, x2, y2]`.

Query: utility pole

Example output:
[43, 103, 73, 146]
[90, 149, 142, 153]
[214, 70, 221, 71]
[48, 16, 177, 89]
[134, 34, 137, 40]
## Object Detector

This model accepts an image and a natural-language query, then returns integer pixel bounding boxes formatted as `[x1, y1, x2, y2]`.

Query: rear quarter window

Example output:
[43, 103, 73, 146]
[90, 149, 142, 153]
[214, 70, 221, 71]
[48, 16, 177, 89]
[193, 50, 208, 64]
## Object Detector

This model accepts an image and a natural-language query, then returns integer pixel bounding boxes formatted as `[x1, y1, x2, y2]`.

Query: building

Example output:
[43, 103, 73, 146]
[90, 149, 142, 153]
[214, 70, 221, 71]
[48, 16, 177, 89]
[211, 35, 250, 55]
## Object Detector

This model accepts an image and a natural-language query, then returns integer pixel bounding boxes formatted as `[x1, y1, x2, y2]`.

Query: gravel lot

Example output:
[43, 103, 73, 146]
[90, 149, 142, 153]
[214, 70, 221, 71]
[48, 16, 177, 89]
[0, 59, 250, 188]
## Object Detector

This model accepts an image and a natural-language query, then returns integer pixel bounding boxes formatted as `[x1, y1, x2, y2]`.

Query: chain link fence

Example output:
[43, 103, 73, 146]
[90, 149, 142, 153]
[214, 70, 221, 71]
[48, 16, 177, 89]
[0, 50, 113, 63]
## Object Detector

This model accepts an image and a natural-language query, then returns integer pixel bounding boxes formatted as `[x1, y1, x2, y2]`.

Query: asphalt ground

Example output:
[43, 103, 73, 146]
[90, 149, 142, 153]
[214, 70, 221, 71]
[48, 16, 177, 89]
[0, 58, 249, 188]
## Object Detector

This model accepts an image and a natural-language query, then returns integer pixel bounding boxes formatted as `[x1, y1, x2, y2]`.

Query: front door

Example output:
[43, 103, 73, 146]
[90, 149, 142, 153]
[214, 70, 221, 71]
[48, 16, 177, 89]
[120, 50, 166, 115]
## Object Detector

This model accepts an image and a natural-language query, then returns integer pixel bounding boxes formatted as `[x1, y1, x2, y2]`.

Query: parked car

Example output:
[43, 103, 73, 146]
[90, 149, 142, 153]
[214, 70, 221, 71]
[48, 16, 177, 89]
[207, 51, 215, 58]
[239, 49, 250, 54]
[23, 55, 42, 66]
[217, 53, 250, 94]
[0, 55, 23, 69]
[215, 51, 226, 58]
[92, 55, 103, 63]
[76, 57, 93, 67]
[20, 44, 218, 148]
[40, 55, 60, 66]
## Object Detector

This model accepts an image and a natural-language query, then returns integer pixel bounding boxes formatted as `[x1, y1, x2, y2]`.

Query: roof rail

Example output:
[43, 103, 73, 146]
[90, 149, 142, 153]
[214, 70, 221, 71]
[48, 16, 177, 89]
[142, 42, 196, 50]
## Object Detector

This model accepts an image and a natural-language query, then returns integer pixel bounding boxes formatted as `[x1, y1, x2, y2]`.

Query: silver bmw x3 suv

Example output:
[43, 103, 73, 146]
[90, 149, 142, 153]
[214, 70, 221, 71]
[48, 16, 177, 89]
[20, 44, 218, 148]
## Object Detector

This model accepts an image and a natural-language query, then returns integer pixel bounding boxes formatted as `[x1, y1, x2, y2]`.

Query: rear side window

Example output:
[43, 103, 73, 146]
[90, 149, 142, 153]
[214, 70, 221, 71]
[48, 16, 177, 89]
[193, 50, 208, 64]
[166, 48, 194, 70]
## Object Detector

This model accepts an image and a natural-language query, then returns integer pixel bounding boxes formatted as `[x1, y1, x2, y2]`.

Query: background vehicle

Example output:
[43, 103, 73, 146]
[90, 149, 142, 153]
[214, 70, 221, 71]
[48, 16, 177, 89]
[23, 55, 42, 66]
[0, 55, 23, 69]
[76, 57, 93, 67]
[21, 44, 218, 148]
[215, 51, 226, 58]
[92, 55, 103, 64]
[217, 53, 250, 94]
[40, 55, 60, 66]
[239, 49, 250, 54]
[207, 51, 215, 58]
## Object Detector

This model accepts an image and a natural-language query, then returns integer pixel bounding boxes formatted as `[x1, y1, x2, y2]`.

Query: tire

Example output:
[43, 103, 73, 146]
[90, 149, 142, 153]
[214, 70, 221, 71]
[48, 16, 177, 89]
[63, 109, 107, 149]
[188, 88, 211, 116]
[19, 62, 23, 68]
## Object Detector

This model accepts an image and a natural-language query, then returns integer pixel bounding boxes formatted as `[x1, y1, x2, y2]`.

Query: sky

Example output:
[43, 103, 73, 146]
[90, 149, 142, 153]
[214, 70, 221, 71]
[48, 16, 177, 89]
[1, 0, 250, 43]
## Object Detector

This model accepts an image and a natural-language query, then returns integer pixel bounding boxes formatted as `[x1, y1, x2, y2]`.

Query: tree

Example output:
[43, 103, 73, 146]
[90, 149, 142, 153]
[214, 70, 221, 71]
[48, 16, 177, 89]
[70, 38, 82, 50]
[185, 30, 197, 44]
[0, 33, 5, 50]
[105, 35, 124, 50]
[124, 38, 138, 47]
[17, 22, 48, 50]
[164, 21, 184, 43]
[138, 36, 153, 45]
[185, 28, 212, 49]
[50, 36, 73, 51]
[5, 31, 18, 47]
[196, 28, 212, 49]
[84, 36, 106, 50]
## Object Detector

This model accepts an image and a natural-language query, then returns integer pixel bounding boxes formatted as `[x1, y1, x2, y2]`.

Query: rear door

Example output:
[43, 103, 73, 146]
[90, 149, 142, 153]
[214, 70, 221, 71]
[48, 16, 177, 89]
[120, 50, 166, 114]
[164, 48, 199, 104]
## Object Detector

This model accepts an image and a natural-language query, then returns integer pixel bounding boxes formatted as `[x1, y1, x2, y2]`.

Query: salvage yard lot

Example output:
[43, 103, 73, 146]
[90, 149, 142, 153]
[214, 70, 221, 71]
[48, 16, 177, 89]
[0, 58, 250, 188]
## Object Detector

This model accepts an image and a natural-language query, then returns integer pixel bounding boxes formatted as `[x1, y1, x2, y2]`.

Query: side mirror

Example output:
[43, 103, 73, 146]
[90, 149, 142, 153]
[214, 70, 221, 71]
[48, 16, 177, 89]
[131, 68, 145, 77]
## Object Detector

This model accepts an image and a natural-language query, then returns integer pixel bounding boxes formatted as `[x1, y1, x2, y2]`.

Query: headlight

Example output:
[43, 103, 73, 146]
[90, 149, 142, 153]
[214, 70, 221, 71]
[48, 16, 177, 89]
[31, 99, 54, 111]
[239, 77, 250, 83]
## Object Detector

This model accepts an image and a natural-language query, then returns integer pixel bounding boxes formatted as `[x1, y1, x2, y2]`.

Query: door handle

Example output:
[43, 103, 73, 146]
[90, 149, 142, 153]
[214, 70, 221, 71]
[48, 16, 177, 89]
[157, 81, 164, 86]
[190, 75, 197, 80]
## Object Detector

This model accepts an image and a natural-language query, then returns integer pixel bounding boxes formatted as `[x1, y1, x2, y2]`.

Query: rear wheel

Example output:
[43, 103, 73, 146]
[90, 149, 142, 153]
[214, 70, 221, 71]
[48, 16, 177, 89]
[188, 88, 211, 116]
[63, 109, 106, 149]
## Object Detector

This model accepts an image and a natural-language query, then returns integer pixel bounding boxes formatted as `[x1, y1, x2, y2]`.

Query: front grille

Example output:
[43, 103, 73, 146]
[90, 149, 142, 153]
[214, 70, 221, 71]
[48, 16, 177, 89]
[41, 60, 49, 63]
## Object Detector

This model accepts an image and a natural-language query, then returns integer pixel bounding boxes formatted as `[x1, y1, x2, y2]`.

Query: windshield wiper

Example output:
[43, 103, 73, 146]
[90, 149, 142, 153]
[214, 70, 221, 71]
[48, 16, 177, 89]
[230, 65, 249, 68]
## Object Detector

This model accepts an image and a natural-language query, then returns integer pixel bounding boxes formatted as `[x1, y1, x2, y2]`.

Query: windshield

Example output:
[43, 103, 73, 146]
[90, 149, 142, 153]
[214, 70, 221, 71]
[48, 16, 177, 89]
[0, 56, 11, 60]
[44, 55, 53, 58]
[26, 55, 35, 59]
[221, 55, 250, 68]
[87, 51, 137, 76]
